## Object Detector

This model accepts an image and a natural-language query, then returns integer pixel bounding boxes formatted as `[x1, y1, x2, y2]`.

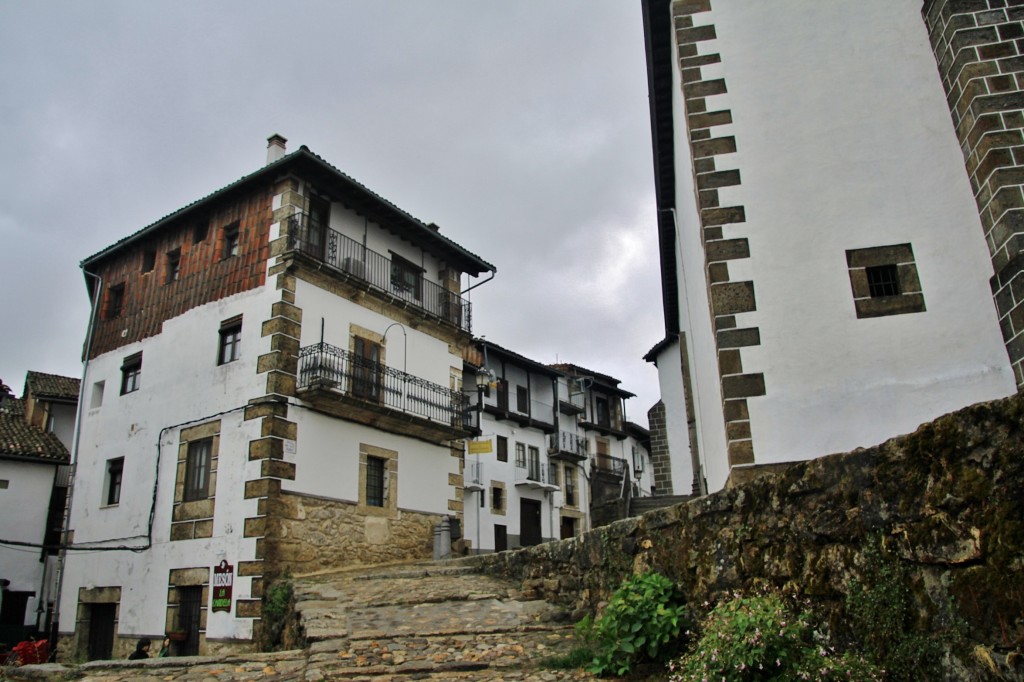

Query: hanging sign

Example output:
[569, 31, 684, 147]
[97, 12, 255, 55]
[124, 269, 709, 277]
[468, 439, 492, 454]
[212, 560, 234, 613]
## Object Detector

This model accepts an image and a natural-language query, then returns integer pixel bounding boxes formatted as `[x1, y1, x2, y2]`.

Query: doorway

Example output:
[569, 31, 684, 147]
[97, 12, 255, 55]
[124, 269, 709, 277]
[560, 516, 577, 540]
[520, 498, 542, 547]
[86, 603, 116, 661]
[177, 586, 203, 656]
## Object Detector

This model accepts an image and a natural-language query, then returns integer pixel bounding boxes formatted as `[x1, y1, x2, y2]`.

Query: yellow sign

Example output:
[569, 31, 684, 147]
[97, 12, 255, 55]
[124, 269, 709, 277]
[468, 439, 492, 454]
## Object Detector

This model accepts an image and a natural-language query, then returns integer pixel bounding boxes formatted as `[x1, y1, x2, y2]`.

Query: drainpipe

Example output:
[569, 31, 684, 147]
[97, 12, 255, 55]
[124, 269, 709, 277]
[50, 268, 102, 656]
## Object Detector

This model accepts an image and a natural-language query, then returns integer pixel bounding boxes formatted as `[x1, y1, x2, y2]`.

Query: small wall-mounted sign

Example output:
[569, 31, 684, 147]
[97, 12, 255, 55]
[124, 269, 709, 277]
[212, 560, 234, 613]
[284, 439, 297, 455]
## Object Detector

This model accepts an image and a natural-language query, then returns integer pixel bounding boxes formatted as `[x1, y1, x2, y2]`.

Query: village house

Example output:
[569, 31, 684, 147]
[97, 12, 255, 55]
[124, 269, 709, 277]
[57, 136, 494, 660]
[0, 372, 77, 647]
[460, 342, 655, 552]
[641, 0, 1019, 493]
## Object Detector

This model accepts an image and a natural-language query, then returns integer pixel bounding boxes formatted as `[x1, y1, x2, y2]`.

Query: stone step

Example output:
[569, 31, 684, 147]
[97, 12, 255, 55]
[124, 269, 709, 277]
[307, 627, 577, 677]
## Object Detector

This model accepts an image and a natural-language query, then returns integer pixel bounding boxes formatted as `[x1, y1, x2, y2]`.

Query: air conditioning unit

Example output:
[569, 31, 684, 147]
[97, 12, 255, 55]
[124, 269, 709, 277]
[342, 257, 366, 279]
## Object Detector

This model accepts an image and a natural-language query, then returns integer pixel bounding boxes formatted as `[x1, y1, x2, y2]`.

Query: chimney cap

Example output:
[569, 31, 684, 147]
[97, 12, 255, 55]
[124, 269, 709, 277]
[267, 134, 288, 147]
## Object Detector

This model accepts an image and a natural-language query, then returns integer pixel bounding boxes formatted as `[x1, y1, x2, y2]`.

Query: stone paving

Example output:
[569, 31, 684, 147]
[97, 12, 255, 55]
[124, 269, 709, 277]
[1, 562, 602, 681]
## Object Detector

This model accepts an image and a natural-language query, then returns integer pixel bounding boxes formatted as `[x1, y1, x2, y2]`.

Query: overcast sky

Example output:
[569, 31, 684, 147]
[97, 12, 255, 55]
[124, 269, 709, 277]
[0, 1, 664, 426]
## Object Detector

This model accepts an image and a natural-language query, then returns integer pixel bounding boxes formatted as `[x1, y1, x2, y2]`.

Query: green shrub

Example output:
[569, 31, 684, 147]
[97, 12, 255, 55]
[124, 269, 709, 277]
[845, 542, 952, 681]
[583, 572, 689, 676]
[667, 592, 882, 681]
[260, 574, 295, 651]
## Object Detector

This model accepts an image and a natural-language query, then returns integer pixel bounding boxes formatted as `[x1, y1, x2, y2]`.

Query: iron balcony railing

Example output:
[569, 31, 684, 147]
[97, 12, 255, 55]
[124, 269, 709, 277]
[286, 213, 472, 332]
[594, 454, 627, 477]
[298, 342, 472, 429]
[550, 431, 588, 458]
[515, 461, 559, 486]
[466, 461, 484, 488]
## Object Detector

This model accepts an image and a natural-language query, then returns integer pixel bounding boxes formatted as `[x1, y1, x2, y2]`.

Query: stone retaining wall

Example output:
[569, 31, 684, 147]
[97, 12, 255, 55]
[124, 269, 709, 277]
[273, 491, 439, 575]
[466, 394, 1024, 679]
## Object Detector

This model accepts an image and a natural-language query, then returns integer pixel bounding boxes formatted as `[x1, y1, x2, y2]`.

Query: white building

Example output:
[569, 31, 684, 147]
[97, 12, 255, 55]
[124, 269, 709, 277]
[460, 342, 655, 552]
[0, 372, 77, 646]
[59, 136, 494, 660]
[641, 0, 1017, 493]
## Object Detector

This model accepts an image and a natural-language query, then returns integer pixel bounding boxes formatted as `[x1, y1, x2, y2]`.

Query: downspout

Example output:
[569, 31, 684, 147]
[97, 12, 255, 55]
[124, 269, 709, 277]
[460, 269, 496, 296]
[50, 268, 102, 655]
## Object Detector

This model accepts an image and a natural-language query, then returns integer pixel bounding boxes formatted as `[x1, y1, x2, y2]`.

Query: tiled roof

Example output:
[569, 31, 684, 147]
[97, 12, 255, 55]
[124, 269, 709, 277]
[25, 371, 80, 402]
[548, 363, 623, 389]
[473, 339, 563, 377]
[81, 145, 496, 277]
[0, 398, 70, 463]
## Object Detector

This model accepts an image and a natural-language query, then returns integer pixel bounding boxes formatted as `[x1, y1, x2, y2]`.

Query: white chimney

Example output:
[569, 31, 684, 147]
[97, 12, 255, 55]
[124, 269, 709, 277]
[266, 134, 287, 164]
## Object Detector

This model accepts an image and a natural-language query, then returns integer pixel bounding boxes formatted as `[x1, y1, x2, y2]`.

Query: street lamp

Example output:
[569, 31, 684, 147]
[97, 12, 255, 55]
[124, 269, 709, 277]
[473, 367, 493, 435]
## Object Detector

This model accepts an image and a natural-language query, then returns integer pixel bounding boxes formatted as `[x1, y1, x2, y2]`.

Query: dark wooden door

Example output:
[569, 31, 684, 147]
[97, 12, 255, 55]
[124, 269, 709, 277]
[87, 603, 116, 661]
[520, 498, 542, 547]
[560, 516, 576, 539]
[178, 586, 202, 656]
[494, 524, 507, 552]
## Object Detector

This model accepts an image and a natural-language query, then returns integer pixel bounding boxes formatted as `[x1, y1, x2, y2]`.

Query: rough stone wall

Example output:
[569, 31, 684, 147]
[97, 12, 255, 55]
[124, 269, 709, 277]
[923, 0, 1024, 387]
[646, 400, 674, 494]
[468, 394, 1024, 679]
[273, 492, 439, 575]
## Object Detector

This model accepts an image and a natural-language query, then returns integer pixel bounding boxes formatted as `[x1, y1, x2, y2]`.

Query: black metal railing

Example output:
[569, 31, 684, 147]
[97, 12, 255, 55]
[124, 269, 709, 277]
[298, 342, 472, 429]
[286, 213, 472, 332]
[515, 460, 558, 486]
[550, 431, 588, 458]
[594, 454, 627, 477]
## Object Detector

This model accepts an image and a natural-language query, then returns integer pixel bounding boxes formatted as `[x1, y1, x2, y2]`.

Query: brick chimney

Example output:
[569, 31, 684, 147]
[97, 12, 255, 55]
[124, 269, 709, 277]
[266, 134, 287, 165]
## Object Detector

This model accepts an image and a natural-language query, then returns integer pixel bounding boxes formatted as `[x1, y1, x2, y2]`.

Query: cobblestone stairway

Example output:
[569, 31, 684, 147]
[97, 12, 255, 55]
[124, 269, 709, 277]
[3, 561, 599, 681]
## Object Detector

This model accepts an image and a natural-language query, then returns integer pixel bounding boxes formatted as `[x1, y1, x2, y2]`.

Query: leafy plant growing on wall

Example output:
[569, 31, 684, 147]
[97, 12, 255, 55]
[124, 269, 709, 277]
[581, 571, 690, 676]
[844, 540, 956, 681]
[667, 591, 882, 681]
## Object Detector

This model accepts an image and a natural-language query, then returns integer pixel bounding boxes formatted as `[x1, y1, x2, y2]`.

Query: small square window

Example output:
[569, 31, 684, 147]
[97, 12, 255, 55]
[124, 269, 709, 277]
[218, 317, 242, 365]
[166, 249, 181, 284]
[222, 222, 240, 259]
[866, 264, 900, 298]
[183, 438, 212, 501]
[120, 353, 142, 395]
[105, 457, 124, 506]
[106, 284, 125, 320]
[846, 244, 926, 319]
[142, 250, 156, 273]
[90, 381, 105, 409]
[193, 220, 209, 244]
[365, 456, 385, 507]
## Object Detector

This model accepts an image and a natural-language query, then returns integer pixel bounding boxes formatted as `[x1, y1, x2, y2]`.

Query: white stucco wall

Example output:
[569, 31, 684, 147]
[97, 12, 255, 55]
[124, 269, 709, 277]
[669, 0, 1016, 491]
[669, 24, 731, 491]
[0, 459, 57, 626]
[61, 286, 271, 641]
[49, 403, 77, 451]
[653, 339, 696, 495]
[287, 410, 454, 514]
[462, 415, 565, 553]
[296, 279, 461, 389]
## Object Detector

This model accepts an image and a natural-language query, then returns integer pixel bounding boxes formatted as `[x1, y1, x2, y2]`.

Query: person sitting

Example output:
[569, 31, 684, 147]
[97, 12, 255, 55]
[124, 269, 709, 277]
[128, 638, 151, 660]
